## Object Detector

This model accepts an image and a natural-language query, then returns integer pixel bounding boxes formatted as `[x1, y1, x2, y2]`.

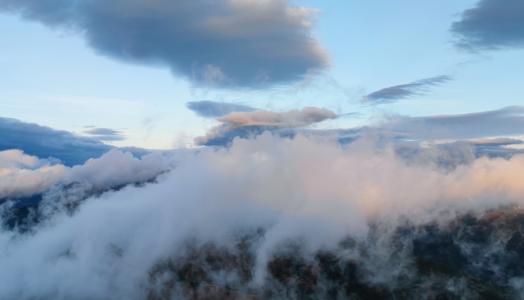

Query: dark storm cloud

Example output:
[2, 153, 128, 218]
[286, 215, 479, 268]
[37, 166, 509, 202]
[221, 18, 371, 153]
[0, 0, 328, 87]
[0, 116, 111, 166]
[363, 76, 451, 104]
[186, 101, 255, 118]
[451, 0, 524, 50]
[84, 127, 125, 141]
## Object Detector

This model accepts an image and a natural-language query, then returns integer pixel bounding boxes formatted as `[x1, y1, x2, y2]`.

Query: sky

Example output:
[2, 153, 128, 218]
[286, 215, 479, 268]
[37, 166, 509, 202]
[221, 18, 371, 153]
[3, 2, 524, 298]
[1, 0, 523, 150]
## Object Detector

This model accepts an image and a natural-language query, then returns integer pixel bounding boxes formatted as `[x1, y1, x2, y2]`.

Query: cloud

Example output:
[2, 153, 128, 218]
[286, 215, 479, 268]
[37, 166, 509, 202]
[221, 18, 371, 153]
[451, 0, 524, 50]
[84, 127, 125, 142]
[195, 125, 276, 147]
[0, 148, 176, 200]
[0, 116, 112, 166]
[0, 149, 51, 169]
[0, 0, 329, 88]
[311, 107, 524, 158]
[195, 107, 338, 145]
[469, 137, 524, 147]
[363, 75, 452, 104]
[194, 106, 524, 158]
[68, 149, 175, 190]
[470, 137, 524, 159]
[382, 106, 524, 140]
[0, 150, 67, 199]
[219, 107, 338, 127]
[186, 100, 255, 118]
[2, 134, 524, 298]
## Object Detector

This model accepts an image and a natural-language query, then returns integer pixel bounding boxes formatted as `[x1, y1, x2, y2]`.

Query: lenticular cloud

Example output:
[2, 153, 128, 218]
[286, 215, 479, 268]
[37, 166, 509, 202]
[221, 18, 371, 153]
[1, 134, 524, 299]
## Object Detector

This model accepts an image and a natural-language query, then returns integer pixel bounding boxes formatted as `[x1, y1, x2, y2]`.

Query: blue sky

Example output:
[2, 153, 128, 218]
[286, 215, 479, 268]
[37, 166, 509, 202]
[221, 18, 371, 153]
[1, 0, 523, 149]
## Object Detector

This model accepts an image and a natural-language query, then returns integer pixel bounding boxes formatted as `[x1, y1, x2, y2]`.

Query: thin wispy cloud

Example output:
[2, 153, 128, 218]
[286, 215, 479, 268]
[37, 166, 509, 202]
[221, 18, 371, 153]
[0, 0, 328, 88]
[382, 106, 524, 140]
[186, 101, 255, 118]
[84, 128, 125, 142]
[451, 0, 524, 50]
[469, 137, 524, 147]
[363, 75, 452, 104]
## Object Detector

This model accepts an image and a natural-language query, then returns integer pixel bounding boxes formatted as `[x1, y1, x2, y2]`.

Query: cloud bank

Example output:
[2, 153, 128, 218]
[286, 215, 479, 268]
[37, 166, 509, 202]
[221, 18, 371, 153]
[452, 0, 524, 50]
[363, 75, 451, 104]
[2, 134, 524, 298]
[0, 116, 111, 166]
[0, 0, 328, 87]
[193, 106, 524, 152]
[0, 149, 175, 201]
[383, 106, 524, 140]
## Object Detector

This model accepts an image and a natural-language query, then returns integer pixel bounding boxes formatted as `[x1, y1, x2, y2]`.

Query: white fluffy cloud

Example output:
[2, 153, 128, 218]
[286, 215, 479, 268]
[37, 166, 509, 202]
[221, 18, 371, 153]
[0, 150, 67, 199]
[1, 134, 524, 298]
[0, 149, 176, 200]
[0, 149, 47, 169]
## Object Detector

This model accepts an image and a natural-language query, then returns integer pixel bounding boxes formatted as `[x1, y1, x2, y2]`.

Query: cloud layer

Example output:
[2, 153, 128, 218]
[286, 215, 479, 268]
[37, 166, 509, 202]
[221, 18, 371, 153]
[193, 105, 524, 152]
[363, 75, 451, 104]
[451, 0, 524, 50]
[2, 134, 524, 298]
[0, 149, 175, 200]
[382, 106, 524, 140]
[0, 116, 111, 166]
[0, 0, 328, 87]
